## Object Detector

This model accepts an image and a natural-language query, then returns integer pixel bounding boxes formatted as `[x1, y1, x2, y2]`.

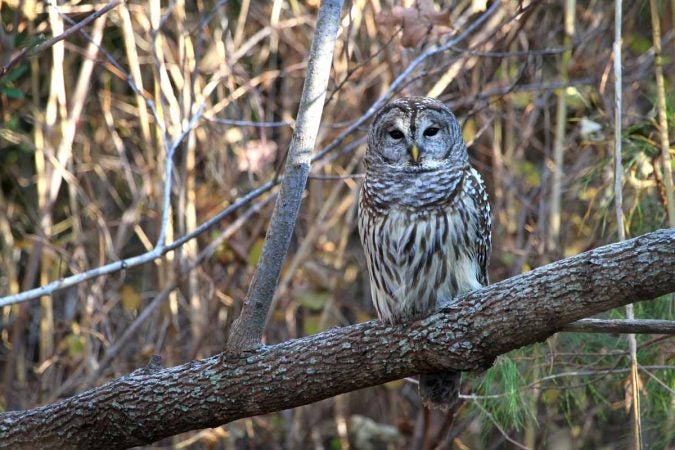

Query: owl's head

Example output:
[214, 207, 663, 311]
[366, 97, 468, 172]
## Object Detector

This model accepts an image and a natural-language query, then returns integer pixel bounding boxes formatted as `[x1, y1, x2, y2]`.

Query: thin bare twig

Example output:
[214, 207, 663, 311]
[561, 318, 675, 334]
[0, 180, 274, 308]
[446, 45, 565, 58]
[472, 399, 532, 450]
[547, 0, 575, 254]
[0, 0, 122, 79]
[613, 0, 643, 446]
[648, 0, 675, 226]
[205, 117, 293, 128]
[225, 1, 504, 350]
[638, 364, 675, 395]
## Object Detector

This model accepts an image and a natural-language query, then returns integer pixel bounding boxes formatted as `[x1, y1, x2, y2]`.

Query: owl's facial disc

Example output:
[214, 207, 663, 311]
[368, 97, 468, 171]
[379, 119, 447, 168]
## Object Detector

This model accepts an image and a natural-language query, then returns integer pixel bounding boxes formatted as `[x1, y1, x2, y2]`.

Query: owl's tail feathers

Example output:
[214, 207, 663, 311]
[418, 371, 461, 412]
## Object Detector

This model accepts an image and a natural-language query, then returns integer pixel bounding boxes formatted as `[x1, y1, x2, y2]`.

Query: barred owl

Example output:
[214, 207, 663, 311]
[358, 96, 491, 410]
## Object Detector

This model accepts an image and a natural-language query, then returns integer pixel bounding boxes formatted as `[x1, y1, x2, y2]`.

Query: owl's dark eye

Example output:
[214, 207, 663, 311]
[424, 127, 439, 137]
[388, 129, 404, 140]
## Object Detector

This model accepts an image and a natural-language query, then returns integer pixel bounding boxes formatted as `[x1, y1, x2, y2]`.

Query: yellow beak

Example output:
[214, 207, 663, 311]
[410, 144, 419, 163]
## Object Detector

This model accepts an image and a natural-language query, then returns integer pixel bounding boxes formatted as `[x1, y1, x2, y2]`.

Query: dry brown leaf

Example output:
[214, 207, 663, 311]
[376, 0, 453, 48]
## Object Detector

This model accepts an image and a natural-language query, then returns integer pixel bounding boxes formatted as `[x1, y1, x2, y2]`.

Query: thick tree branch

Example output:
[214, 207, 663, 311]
[1, 229, 673, 449]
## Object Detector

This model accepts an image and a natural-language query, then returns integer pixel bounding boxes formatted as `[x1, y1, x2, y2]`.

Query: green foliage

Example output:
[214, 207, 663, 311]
[0, 65, 27, 99]
[473, 356, 532, 432]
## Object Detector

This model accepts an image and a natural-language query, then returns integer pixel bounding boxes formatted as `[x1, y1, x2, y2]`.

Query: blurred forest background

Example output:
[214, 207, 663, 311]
[0, 0, 673, 448]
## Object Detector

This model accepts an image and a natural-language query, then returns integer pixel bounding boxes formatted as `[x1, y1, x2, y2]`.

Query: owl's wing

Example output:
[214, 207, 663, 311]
[467, 167, 492, 286]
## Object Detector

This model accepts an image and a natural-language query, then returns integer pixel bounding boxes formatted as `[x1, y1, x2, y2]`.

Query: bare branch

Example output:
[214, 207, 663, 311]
[226, 0, 345, 350]
[648, 0, 675, 225]
[561, 319, 675, 334]
[546, 0, 574, 254]
[612, 0, 643, 446]
[0, 0, 122, 80]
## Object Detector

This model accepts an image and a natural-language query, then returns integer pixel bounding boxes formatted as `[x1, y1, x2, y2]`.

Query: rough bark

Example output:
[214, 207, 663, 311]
[1, 229, 673, 449]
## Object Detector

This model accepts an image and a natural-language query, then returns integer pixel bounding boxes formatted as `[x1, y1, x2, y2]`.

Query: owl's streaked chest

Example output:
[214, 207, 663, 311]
[358, 173, 486, 323]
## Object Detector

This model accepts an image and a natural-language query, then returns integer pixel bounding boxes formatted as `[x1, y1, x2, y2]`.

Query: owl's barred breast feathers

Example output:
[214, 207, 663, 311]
[359, 166, 490, 321]
[357, 96, 491, 410]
